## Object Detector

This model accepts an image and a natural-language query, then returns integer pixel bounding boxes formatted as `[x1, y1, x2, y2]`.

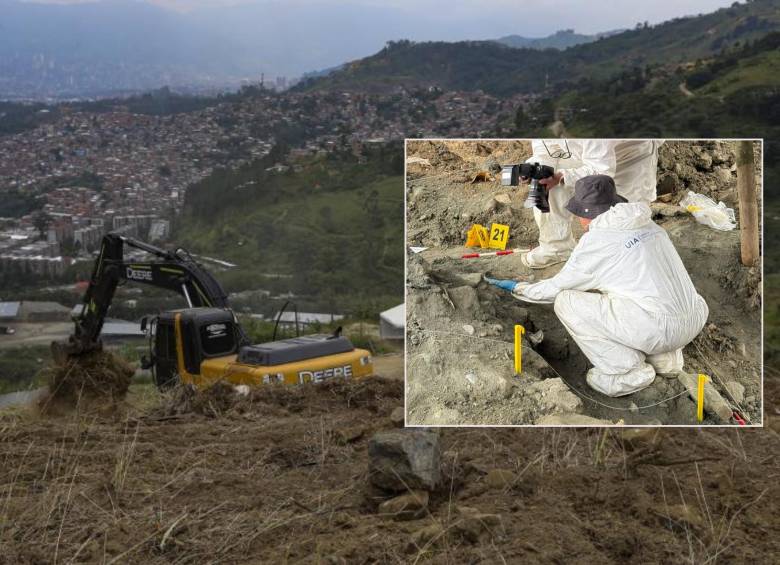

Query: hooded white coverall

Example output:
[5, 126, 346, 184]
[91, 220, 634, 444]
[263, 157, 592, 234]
[524, 139, 663, 267]
[514, 202, 708, 397]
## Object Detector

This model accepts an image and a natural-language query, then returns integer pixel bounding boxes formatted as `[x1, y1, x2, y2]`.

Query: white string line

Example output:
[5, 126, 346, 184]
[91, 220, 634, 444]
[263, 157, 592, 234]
[415, 328, 692, 412]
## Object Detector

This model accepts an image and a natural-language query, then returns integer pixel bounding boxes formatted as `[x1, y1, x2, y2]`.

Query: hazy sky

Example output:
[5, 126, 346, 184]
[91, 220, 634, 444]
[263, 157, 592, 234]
[29, 0, 740, 37]
[12, 0, 743, 78]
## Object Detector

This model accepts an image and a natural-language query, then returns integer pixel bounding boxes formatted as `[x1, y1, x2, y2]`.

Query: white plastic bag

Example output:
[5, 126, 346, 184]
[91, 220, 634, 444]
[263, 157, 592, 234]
[679, 191, 737, 231]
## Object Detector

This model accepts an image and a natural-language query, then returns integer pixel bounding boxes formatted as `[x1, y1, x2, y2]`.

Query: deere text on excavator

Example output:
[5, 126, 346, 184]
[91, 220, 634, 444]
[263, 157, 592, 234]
[56, 233, 374, 390]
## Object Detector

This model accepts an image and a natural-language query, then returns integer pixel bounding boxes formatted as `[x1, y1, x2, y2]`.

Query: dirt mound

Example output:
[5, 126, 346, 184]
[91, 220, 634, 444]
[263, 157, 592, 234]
[158, 381, 239, 417]
[2, 390, 778, 563]
[657, 140, 762, 212]
[157, 377, 404, 419]
[39, 349, 134, 413]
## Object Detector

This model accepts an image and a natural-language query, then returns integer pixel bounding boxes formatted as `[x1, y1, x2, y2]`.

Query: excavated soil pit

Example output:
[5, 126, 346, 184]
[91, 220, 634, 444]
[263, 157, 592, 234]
[405, 140, 762, 426]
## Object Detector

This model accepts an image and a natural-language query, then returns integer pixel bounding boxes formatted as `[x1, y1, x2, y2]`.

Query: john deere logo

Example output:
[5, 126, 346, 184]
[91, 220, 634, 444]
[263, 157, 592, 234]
[298, 365, 353, 384]
[126, 267, 153, 281]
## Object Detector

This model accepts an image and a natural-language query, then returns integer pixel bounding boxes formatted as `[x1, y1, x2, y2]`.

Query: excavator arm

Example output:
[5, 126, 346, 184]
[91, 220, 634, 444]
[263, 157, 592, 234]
[66, 233, 247, 355]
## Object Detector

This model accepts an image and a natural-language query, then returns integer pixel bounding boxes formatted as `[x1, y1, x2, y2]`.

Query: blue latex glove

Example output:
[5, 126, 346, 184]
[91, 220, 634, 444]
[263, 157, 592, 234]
[484, 277, 518, 292]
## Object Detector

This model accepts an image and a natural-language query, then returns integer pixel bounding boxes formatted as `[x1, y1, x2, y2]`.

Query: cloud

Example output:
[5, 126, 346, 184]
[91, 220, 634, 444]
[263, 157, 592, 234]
[142, 0, 738, 35]
[21, 0, 740, 35]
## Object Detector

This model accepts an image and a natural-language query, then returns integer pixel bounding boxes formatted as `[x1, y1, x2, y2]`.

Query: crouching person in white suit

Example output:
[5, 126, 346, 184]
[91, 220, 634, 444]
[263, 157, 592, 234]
[513, 175, 708, 397]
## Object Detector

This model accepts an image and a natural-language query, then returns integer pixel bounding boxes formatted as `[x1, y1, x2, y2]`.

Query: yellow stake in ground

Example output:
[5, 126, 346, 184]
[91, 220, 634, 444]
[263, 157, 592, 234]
[514, 325, 525, 375]
[697, 373, 709, 422]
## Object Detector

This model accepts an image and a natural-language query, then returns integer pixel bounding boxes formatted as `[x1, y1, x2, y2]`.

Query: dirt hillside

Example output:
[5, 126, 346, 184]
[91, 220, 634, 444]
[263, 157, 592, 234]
[1, 356, 779, 563]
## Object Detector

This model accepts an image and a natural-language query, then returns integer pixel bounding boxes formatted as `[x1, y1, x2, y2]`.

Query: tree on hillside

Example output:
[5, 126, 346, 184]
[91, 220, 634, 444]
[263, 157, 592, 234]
[32, 211, 51, 240]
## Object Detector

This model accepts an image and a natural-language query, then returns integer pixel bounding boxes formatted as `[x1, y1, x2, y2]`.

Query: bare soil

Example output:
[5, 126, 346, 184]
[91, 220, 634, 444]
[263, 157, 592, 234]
[405, 140, 762, 425]
[1, 353, 779, 563]
[39, 349, 135, 416]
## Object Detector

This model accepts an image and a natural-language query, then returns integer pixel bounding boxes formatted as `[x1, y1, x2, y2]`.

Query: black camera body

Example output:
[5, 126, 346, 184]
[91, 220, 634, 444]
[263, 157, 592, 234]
[500, 162, 555, 213]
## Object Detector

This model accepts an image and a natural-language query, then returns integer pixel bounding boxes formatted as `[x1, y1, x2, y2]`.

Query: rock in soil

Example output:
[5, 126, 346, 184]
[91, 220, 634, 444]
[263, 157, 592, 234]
[723, 381, 745, 404]
[485, 468, 515, 489]
[620, 428, 664, 451]
[409, 523, 445, 550]
[378, 490, 429, 520]
[528, 378, 583, 414]
[336, 426, 365, 444]
[390, 406, 405, 426]
[677, 372, 733, 423]
[452, 506, 504, 543]
[368, 430, 441, 492]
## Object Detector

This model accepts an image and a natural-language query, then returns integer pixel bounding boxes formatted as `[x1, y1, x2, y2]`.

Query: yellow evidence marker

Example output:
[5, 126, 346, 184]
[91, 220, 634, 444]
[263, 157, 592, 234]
[465, 224, 491, 248]
[697, 373, 709, 422]
[514, 324, 525, 375]
[489, 223, 510, 250]
[476, 225, 490, 248]
[465, 224, 484, 247]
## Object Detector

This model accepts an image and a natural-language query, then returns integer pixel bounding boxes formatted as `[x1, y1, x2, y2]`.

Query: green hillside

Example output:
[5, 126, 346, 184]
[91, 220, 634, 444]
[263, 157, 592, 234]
[524, 31, 779, 361]
[549, 32, 778, 180]
[538, 32, 779, 255]
[0, 101, 59, 136]
[299, 0, 780, 95]
[559, 0, 780, 78]
[496, 29, 624, 50]
[298, 40, 561, 96]
[175, 145, 403, 318]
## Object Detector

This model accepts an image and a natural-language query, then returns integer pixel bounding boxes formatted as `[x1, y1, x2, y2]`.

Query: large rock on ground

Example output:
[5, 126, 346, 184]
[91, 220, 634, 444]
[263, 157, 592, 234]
[676, 372, 732, 423]
[529, 378, 583, 415]
[447, 286, 481, 318]
[369, 430, 441, 492]
[723, 381, 745, 404]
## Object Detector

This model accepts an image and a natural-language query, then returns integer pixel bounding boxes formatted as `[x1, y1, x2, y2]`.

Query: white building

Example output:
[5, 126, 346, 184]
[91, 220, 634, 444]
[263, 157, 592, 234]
[379, 304, 404, 340]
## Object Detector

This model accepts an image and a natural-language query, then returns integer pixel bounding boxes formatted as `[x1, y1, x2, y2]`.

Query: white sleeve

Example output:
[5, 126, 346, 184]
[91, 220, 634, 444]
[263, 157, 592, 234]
[514, 239, 599, 303]
[562, 140, 617, 186]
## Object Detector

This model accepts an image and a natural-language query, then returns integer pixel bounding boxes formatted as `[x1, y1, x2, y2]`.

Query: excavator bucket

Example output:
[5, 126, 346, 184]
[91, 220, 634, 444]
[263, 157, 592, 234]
[50, 334, 101, 364]
[50, 340, 68, 366]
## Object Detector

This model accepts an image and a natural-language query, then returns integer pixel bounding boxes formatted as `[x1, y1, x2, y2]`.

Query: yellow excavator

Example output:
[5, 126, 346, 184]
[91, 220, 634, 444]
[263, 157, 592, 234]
[59, 233, 374, 390]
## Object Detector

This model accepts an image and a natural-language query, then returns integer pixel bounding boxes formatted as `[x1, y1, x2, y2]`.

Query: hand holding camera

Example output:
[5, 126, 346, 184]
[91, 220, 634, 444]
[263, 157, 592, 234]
[500, 162, 556, 213]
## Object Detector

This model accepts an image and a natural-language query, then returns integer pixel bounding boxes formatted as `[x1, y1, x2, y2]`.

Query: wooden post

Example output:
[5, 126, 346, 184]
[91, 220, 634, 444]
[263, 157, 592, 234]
[736, 141, 759, 267]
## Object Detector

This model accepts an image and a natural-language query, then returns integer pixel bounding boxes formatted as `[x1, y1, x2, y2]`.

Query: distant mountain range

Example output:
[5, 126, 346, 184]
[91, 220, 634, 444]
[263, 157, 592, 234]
[4, 0, 774, 100]
[0, 0, 634, 99]
[299, 0, 780, 95]
[495, 28, 625, 50]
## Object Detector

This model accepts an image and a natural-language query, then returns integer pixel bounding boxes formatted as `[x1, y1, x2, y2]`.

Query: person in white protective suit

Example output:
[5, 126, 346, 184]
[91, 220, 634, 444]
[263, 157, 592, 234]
[522, 139, 663, 269]
[512, 174, 709, 397]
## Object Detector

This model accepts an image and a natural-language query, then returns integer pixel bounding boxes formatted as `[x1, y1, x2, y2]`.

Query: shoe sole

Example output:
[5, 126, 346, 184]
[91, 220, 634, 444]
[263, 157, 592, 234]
[521, 252, 566, 270]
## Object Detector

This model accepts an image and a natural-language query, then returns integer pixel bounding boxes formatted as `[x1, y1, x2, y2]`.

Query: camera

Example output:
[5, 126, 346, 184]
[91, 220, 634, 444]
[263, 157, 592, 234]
[500, 162, 555, 213]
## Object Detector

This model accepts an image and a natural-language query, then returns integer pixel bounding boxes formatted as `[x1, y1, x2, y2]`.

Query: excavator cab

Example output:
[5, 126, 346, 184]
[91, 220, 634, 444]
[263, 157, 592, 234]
[142, 307, 373, 391]
[144, 308, 241, 389]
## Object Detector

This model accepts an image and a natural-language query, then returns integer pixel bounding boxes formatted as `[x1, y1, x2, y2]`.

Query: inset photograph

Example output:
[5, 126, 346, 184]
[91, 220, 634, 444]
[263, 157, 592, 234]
[405, 139, 762, 426]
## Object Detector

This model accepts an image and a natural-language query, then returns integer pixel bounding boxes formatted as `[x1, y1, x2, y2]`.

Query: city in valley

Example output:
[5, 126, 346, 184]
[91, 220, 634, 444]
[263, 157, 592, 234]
[0, 87, 530, 278]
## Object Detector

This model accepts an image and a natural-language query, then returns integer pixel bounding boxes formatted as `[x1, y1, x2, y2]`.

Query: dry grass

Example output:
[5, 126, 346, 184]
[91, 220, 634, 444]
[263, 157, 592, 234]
[1, 374, 777, 563]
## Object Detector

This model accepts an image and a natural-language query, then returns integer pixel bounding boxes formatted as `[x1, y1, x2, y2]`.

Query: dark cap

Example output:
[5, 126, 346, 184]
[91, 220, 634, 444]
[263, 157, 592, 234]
[565, 174, 627, 220]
